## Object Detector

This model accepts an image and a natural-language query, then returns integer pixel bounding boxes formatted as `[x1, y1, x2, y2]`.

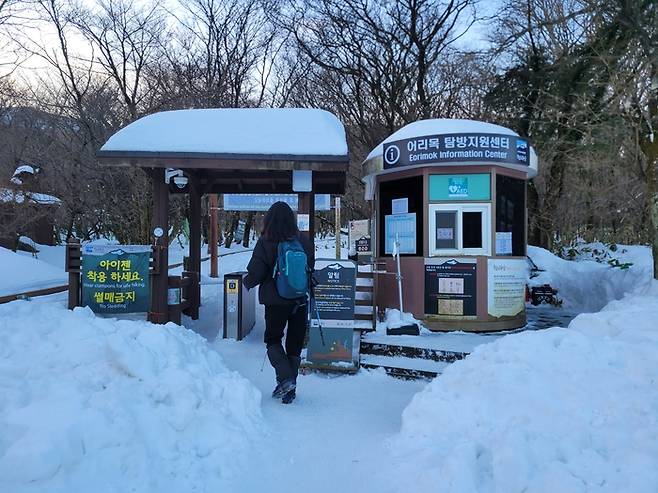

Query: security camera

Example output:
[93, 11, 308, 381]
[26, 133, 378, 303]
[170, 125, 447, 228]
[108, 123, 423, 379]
[173, 175, 188, 188]
[165, 168, 187, 188]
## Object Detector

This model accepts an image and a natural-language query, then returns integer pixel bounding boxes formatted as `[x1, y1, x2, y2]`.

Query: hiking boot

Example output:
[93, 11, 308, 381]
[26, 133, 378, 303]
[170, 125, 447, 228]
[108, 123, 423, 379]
[271, 378, 296, 399]
[281, 388, 296, 404]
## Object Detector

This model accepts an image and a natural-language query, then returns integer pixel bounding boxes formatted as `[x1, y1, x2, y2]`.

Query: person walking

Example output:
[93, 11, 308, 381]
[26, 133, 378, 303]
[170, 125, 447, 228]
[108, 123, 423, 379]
[244, 201, 314, 404]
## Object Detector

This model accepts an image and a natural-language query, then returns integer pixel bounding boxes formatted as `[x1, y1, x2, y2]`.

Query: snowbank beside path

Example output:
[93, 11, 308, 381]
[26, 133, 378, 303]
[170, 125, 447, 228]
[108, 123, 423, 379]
[528, 244, 653, 312]
[0, 302, 263, 493]
[391, 282, 658, 493]
[0, 247, 67, 296]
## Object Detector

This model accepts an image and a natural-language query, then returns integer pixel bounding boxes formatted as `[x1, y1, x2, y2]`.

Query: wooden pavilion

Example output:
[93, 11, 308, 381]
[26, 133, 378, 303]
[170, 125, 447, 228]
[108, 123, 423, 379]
[96, 108, 349, 324]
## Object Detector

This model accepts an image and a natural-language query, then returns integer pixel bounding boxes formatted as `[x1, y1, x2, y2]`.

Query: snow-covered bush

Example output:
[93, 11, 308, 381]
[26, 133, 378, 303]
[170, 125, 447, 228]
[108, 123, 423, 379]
[0, 303, 263, 493]
[389, 284, 658, 493]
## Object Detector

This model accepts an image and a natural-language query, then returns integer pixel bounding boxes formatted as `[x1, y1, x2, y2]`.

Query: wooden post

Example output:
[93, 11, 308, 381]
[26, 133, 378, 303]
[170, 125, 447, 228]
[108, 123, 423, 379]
[335, 196, 341, 259]
[298, 192, 315, 252]
[187, 174, 201, 319]
[65, 238, 81, 309]
[149, 168, 169, 324]
[209, 194, 219, 278]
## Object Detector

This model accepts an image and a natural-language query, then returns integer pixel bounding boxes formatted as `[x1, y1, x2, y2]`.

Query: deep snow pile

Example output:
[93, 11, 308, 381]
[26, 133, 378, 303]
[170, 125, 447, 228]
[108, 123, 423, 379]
[0, 302, 263, 493]
[0, 247, 67, 296]
[391, 282, 658, 493]
[528, 244, 653, 312]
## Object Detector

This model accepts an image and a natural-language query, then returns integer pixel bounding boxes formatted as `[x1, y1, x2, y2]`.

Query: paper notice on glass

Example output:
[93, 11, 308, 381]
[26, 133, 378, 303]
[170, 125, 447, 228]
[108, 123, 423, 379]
[391, 198, 409, 215]
[439, 277, 464, 294]
[496, 232, 513, 255]
[437, 227, 454, 240]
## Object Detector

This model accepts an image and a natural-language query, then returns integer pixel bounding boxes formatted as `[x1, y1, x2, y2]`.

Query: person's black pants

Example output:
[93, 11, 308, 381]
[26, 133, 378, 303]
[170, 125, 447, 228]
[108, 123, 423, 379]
[264, 303, 308, 357]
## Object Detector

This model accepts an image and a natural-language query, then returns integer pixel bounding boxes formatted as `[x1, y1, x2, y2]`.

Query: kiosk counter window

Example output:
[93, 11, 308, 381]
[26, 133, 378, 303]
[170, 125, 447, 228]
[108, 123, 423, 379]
[429, 203, 491, 256]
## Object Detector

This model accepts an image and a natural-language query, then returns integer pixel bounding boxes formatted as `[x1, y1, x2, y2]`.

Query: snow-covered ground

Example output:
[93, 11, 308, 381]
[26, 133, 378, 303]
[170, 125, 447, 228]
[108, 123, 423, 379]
[0, 240, 656, 492]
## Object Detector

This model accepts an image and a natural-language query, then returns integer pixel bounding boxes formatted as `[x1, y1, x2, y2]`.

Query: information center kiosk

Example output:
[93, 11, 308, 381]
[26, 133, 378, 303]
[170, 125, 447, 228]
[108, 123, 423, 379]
[363, 119, 538, 332]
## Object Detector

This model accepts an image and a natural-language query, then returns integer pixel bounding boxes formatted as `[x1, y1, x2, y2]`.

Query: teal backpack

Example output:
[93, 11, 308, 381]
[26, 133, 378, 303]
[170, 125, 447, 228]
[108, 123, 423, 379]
[274, 238, 309, 299]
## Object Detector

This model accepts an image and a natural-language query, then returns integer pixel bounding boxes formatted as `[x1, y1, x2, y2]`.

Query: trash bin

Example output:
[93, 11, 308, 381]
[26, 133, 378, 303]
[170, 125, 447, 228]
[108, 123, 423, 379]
[223, 272, 255, 340]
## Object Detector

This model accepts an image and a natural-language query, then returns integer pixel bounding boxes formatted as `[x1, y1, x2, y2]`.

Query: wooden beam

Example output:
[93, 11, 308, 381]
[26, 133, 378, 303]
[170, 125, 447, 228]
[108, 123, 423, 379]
[187, 172, 201, 319]
[149, 168, 169, 324]
[209, 194, 219, 278]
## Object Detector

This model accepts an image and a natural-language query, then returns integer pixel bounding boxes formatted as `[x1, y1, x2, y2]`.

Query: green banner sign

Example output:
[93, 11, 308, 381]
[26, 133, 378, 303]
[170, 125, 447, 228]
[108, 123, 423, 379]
[81, 245, 151, 314]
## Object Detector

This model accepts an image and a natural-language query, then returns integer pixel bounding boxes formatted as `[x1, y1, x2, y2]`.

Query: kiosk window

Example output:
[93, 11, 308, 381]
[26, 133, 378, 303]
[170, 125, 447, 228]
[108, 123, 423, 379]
[429, 203, 491, 256]
[496, 174, 526, 256]
[463, 212, 483, 248]
[435, 211, 457, 249]
[378, 176, 424, 256]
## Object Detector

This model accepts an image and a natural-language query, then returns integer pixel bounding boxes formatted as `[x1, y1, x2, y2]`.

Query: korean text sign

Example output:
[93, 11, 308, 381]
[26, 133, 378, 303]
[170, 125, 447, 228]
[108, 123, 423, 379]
[383, 133, 530, 169]
[81, 245, 151, 313]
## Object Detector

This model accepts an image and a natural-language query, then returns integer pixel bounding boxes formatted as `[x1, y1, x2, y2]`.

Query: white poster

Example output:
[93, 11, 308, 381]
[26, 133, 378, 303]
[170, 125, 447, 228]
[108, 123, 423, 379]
[391, 197, 409, 215]
[495, 232, 513, 256]
[487, 258, 528, 318]
[297, 213, 310, 232]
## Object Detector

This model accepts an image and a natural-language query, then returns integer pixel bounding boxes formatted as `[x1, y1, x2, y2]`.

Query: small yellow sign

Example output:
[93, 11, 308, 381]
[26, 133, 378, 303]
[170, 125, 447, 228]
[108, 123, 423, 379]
[226, 281, 239, 294]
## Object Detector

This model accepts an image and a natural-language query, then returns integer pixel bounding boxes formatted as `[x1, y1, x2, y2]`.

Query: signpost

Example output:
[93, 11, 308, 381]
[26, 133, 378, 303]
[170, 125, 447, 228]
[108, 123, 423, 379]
[306, 259, 357, 368]
[81, 245, 151, 314]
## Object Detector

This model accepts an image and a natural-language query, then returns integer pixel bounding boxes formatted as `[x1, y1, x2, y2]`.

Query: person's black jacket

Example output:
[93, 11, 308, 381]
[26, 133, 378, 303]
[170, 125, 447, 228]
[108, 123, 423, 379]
[244, 235, 314, 305]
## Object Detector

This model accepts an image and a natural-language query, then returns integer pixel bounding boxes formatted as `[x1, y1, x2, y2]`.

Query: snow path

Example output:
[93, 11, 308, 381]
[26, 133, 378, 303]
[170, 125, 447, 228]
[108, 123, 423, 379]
[184, 250, 425, 493]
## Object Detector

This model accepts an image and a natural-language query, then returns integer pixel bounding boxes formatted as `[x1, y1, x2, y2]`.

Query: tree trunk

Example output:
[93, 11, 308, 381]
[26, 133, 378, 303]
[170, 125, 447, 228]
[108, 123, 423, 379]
[242, 212, 255, 248]
[640, 139, 658, 280]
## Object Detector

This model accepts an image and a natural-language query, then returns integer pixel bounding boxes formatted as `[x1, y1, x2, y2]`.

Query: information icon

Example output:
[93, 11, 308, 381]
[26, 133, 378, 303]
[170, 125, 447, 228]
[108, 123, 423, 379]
[384, 144, 400, 165]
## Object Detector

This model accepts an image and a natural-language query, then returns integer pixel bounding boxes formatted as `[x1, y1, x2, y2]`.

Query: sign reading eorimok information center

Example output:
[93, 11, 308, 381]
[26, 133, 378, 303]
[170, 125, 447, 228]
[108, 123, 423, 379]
[81, 245, 151, 313]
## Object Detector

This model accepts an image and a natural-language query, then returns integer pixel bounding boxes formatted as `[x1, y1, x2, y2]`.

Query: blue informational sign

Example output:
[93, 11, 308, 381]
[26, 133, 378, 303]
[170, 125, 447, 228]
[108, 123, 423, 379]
[385, 213, 416, 254]
[223, 194, 331, 211]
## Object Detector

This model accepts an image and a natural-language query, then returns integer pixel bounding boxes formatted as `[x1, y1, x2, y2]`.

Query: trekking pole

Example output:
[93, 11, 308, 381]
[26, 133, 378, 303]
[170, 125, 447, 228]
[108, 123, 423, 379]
[309, 282, 326, 346]
[314, 298, 326, 346]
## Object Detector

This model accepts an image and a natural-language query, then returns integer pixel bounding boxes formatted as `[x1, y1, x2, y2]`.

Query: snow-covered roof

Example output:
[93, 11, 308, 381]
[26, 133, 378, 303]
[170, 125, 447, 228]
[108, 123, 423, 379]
[363, 118, 538, 179]
[365, 119, 519, 162]
[0, 188, 61, 205]
[99, 108, 348, 158]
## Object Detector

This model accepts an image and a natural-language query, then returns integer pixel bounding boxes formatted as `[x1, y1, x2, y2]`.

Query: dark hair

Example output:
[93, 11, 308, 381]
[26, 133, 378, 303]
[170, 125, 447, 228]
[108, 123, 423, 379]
[262, 201, 299, 241]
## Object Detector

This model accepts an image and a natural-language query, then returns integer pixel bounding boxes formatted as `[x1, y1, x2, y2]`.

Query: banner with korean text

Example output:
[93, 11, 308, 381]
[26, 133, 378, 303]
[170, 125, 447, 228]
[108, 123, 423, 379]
[81, 245, 151, 314]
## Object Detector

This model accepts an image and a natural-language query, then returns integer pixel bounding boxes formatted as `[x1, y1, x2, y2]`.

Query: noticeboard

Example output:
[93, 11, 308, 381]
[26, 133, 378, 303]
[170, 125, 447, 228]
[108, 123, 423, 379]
[383, 133, 530, 170]
[384, 213, 416, 254]
[487, 258, 528, 318]
[81, 245, 151, 314]
[310, 260, 356, 328]
[307, 259, 357, 368]
[424, 258, 477, 318]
